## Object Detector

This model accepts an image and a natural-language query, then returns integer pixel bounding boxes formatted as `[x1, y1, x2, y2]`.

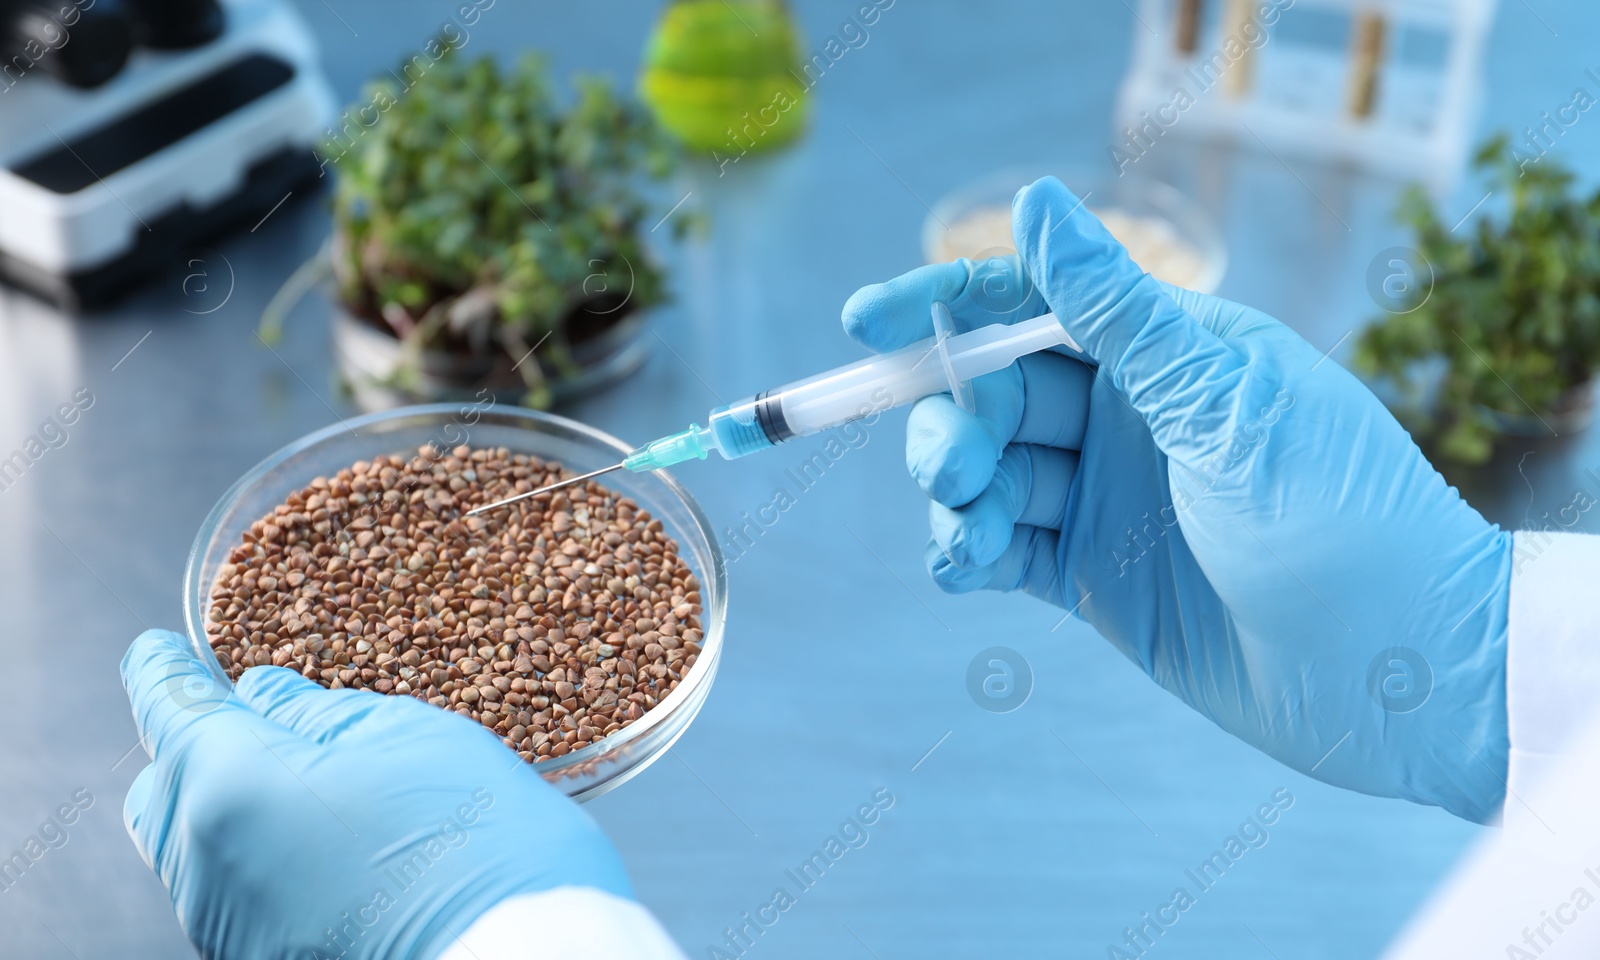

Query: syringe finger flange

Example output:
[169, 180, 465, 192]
[931, 301, 976, 413]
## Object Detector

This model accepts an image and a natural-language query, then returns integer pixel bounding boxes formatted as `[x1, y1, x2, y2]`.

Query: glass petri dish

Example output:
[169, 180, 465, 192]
[921, 166, 1227, 295]
[183, 404, 728, 803]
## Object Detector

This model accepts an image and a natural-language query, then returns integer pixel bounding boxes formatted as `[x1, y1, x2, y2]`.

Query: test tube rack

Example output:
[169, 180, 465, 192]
[1112, 0, 1497, 195]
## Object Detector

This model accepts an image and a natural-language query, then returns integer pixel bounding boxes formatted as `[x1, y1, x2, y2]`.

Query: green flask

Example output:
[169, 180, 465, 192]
[639, 0, 809, 156]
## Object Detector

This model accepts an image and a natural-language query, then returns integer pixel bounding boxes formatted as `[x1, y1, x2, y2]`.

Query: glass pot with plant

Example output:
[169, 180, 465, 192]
[1357, 135, 1600, 464]
[263, 48, 689, 409]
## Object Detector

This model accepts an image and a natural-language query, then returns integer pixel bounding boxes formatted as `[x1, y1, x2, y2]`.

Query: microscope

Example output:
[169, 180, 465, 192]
[0, 0, 335, 309]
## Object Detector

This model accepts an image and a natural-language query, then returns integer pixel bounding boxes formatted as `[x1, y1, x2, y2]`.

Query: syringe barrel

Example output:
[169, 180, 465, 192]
[708, 312, 1072, 459]
[703, 352, 938, 460]
[705, 344, 943, 460]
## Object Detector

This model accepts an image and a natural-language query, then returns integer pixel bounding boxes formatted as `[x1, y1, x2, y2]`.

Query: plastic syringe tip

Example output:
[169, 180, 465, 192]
[622, 425, 712, 472]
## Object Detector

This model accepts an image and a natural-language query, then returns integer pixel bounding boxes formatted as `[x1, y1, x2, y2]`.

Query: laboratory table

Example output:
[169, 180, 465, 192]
[2, 1, 1598, 957]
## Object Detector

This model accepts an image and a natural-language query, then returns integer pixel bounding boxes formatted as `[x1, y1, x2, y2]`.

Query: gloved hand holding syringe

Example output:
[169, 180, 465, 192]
[467, 306, 1081, 515]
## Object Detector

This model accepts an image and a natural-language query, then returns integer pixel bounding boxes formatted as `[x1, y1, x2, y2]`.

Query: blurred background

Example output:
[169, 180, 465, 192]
[1, 0, 1598, 956]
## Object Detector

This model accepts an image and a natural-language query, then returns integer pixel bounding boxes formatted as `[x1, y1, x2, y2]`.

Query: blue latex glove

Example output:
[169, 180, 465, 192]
[843, 177, 1511, 823]
[121, 629, 632, 959]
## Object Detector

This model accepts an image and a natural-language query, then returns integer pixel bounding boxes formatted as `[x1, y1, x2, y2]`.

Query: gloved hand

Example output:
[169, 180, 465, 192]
[121, 629, 632, 959]
[843, 177, 1511, 823]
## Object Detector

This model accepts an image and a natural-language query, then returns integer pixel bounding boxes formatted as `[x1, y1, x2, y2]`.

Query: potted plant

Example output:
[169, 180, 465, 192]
[263, 47, 689, 409]
[1356, 135, 1600, 464]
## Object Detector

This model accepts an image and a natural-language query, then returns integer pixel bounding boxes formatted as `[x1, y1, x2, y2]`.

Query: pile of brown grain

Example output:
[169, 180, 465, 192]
[205, 444, 704, 762]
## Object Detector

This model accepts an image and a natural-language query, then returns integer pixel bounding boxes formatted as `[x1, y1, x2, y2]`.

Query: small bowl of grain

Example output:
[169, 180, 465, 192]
[183, 404, 727, 802]
[922, 166, 1227, 295]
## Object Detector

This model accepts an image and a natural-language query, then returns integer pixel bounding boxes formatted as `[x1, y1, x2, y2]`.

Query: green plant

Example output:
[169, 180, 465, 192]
[1356, 134, 1600, 463]
[301, 47, 684, 407]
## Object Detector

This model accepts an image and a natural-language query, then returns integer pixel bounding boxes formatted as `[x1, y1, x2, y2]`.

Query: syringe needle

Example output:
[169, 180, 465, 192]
[465, 462, 626, 517]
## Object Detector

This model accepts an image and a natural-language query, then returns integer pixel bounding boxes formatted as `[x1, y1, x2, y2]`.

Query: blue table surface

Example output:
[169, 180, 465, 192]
[3, 1, 1599, 956]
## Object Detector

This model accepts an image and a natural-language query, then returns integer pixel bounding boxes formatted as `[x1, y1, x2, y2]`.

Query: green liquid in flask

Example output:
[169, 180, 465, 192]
[640, 0, 809, 155]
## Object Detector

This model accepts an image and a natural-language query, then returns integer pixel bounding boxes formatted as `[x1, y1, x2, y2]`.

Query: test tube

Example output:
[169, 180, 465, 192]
[1347, 10, 1387, 120]
[1175, 0, 1202, 54]
[1221, 0, 1256, 97]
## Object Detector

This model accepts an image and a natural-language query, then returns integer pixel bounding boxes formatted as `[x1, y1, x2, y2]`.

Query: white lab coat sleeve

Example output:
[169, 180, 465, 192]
[1381, 705, 1600, 958]
[1503, 530, 1600, 802]
[437, 887, 690, 960]
[1380, 530, 1600, 959]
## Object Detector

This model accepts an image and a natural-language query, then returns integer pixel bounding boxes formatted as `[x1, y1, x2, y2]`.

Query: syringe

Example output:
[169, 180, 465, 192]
[466, 307, 1079, 515]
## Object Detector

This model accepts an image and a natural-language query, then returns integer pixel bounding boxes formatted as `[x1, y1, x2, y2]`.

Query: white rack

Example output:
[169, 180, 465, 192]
[1114, 0, 1496, 194]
